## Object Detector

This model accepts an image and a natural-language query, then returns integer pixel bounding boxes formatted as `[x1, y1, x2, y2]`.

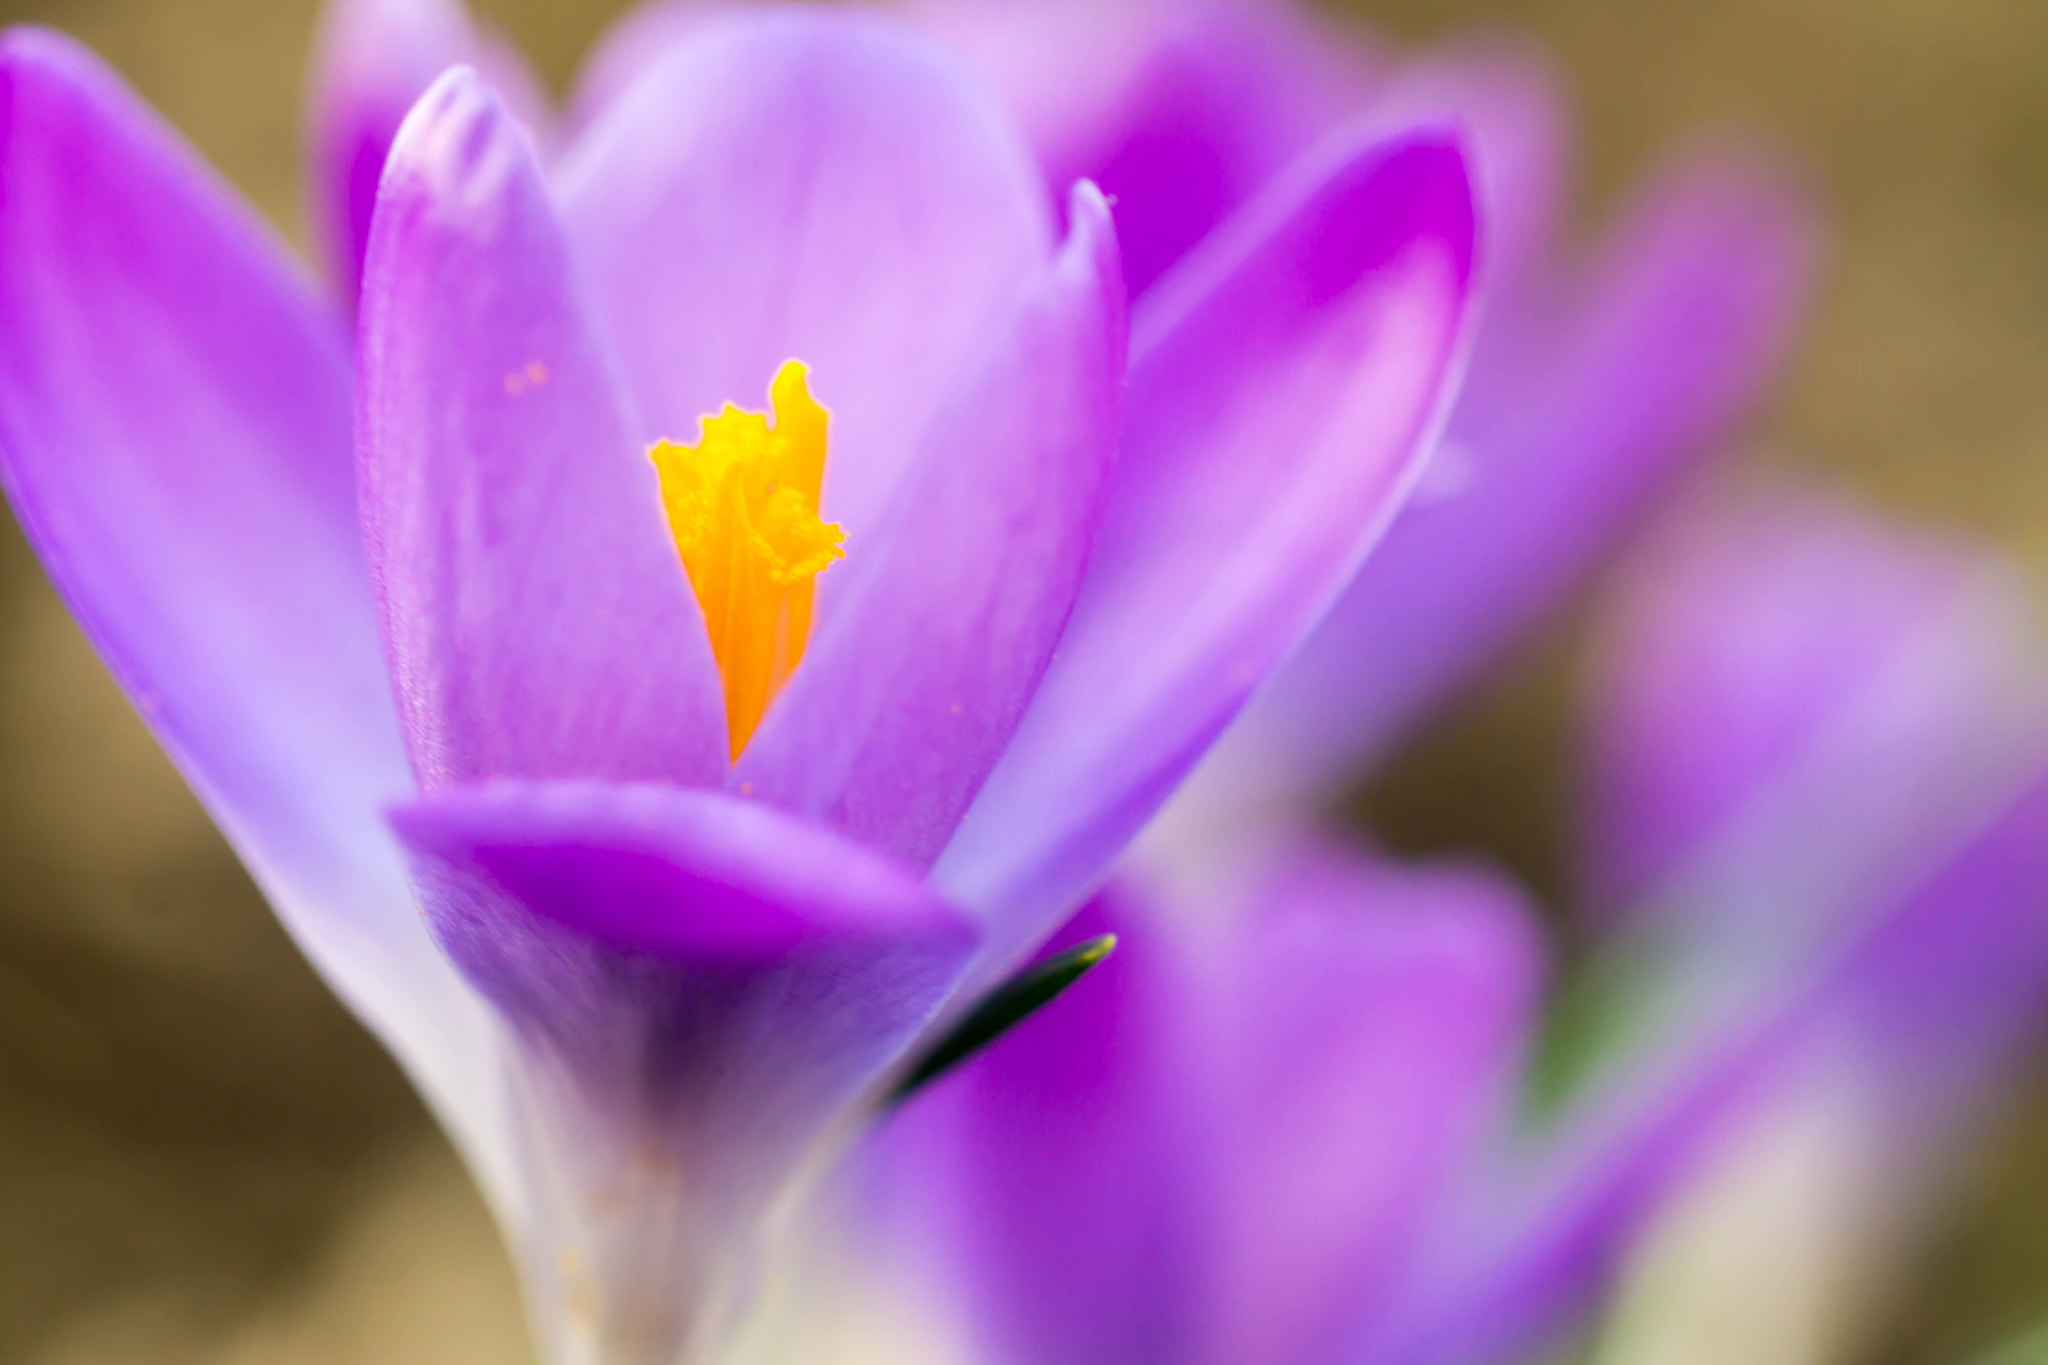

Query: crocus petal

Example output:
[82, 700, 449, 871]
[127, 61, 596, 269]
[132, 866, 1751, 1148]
[554, 7, 1053, 546]
[0, 27, 515, 1203]
[358, 67, 727, 790]
[307, 0, 551, 307]
[876, 891, 1189, 1365]
[1577, 482, 2048, 923]
[565, 0, 730, 132]
[1195, 851, 1542, 1365]
[1169, 152, 1815, 833]
[879, 847, 1539, 1365]
[1369, 36, 1569, 300]
[935, 127, 1476, 975]
[904, 0, 1373, 297]
[734, 184, 1126, 869]
[469, 17, 555, 145]
[390, 779, 978, 1362]
[908, 4, 1565, 304]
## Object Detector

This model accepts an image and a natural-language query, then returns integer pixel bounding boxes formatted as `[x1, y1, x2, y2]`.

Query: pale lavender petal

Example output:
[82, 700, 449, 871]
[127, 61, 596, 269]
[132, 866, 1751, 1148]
[904, 0, 1373, 296]
[470, 17, 554, 145]
[735, 186, 1125, 869]
[1194, 851, 1543, 1365]
[879, 846, 1540, 1365]
[1177, 152, 1815, 828]
[0, 28, 514, 1203]
[307, 0, 554, 307]
[874, 891, 1185, 1365]
[390, 778, 977, 1358]
[392, 782, 970, 960]
[554, 7, 1053, 546]
[565, 0, 729, 132]
[935, 128, 1476, 975]
[358, 68, 727, 790]
[1578, 482, 2047, 921]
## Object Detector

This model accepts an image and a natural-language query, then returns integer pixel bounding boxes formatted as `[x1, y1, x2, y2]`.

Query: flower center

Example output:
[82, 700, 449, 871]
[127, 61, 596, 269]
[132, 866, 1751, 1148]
[651, 361, 844, 759]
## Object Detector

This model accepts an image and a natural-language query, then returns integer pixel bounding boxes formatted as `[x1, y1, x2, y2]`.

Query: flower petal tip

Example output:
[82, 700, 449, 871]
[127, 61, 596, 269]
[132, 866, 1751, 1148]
[380, 64, 527, 217]
[0, 26, 137, 150]
[1363, 127, 1481, 294]
[0, 23, 88, 80]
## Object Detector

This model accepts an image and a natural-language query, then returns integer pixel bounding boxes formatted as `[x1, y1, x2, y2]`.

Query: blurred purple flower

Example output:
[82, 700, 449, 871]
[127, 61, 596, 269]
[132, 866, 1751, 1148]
[1566, 482, 2048, 1188]
[1363, 484, 2048, 1365]
[876, 850, 1546, 1365]
[0, 1, 1478, 1358]
[867, 481, 2048, 1365]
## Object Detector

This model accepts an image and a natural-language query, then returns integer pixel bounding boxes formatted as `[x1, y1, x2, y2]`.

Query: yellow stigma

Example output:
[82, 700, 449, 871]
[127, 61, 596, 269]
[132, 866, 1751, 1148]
[651, 361, 844, 759]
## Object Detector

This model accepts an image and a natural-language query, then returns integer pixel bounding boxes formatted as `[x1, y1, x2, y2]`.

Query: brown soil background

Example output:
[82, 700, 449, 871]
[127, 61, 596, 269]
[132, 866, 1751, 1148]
[0, 0, 2044, 1361]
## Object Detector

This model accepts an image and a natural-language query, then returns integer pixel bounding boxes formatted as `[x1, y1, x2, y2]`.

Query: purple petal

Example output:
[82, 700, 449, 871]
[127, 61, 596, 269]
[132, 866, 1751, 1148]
[565, 0, 730, 133]
[307, 0, 552, 308]
[1194, 851, 1543, 1365]
[0, 28, 515, 1196]
[734, 185, 1126, 868]
[905, 0, 1374, 297]
[469, 17, 555, 146]
[358, 67, 727, 790]
[934, 127, 1477, 976]
[875, 890, 1189, 1365]
[879, 846, 1540, 1365]
[554, 7, 1054, 546]
[1577, 482, 2045, 921]
[391, 780, 975, 962]
[1177, 151, 1815, 828]
[390, 777, 977, 1357]
[1368, 36, 1570, 301]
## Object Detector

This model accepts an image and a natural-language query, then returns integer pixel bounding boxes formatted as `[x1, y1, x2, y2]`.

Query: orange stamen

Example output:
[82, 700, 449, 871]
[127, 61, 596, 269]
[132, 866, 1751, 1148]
[650, 361, 843, 758]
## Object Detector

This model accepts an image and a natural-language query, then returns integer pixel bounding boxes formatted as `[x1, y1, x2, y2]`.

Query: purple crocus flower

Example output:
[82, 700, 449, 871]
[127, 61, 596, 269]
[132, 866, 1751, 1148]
[0, 3, 1478, 1359]
[1565, 481, 2048, 1239]
[1364, 483, 2048, 1365]
[318, 0, 1815, 856]
[874, 849, 1546, 1365]
[872, 0, 1817, 840]
[862, 480, 2048, 1365]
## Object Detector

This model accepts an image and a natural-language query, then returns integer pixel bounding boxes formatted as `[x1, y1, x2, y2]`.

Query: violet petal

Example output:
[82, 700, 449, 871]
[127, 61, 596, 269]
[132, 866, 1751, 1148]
[880, 848, 1540, 1365]
[734, 183, 1127, 868]
[1176, 152, 1815, 827]
[391, 777, 977, 1359]
[0, 27, 517, 1205]
[935, 126, 1477, 978]
[554, 6, 1053, 547]
[358, 67, 728, 790]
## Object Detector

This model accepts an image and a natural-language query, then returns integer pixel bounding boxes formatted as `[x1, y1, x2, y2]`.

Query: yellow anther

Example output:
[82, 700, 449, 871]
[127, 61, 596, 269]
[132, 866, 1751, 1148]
[651, 361, 843, 759]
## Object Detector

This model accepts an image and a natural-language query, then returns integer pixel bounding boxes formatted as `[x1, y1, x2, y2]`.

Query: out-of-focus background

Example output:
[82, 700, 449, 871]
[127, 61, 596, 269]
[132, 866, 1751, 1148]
[0, 0, 2045, 1362]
